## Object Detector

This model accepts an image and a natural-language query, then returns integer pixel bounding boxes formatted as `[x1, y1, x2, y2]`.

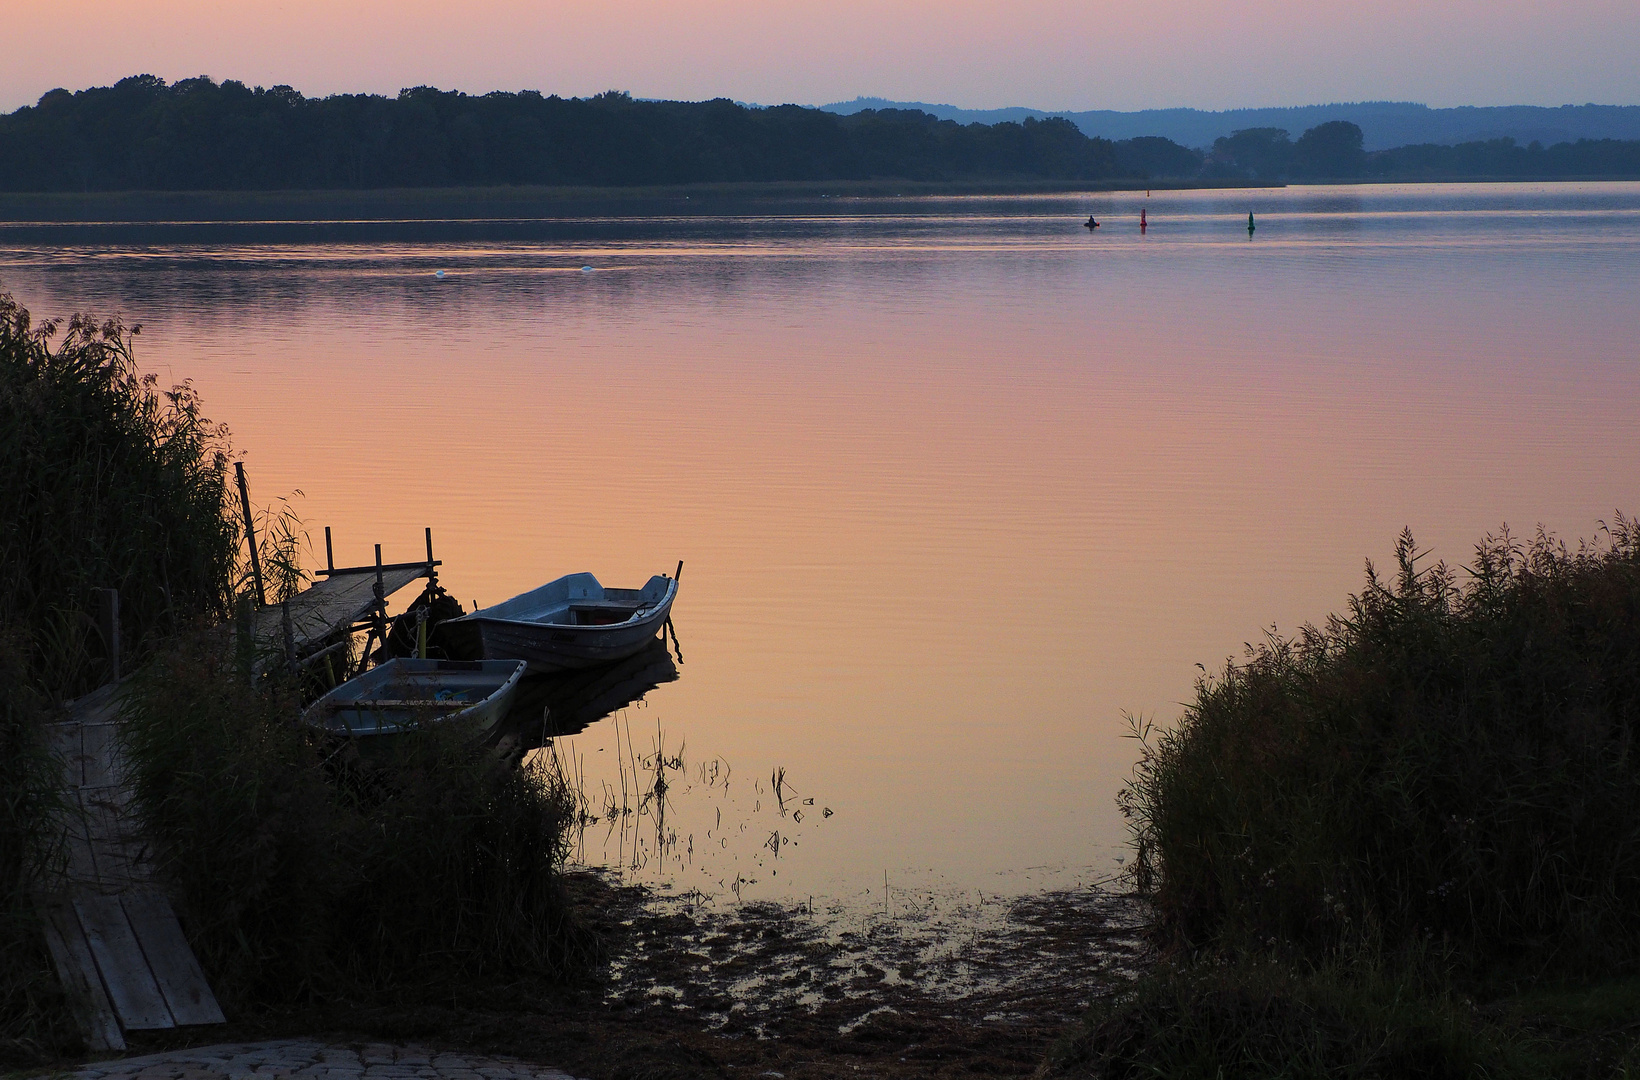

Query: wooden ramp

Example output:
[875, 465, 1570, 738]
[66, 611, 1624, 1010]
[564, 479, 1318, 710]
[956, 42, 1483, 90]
[247, 564, 435, 680]
[250, 566, 430, 657]
[38, 683, 226, 1052]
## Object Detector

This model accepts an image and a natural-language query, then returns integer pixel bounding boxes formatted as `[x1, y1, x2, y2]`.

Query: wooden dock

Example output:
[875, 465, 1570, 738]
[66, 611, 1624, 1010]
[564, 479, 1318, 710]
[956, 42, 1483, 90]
[37, 531, 438, 1048]
[249, 564, 431, 670]
[38, 682, 225, 1051]
[249, 529, 441, 675]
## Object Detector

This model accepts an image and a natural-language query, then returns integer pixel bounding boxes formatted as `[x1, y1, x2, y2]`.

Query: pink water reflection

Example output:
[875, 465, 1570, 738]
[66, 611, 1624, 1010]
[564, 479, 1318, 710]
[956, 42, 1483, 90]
[5, 183, 1639, 899]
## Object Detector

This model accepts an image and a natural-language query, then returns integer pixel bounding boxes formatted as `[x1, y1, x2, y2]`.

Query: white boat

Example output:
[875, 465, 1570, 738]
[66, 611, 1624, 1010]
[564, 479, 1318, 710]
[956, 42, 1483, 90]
[302, 658, 527, 740]
[452, 570, 678, 672]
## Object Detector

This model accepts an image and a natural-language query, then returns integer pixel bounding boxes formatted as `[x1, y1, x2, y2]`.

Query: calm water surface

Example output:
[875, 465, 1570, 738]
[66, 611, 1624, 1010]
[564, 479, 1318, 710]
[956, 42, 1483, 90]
[5, 182, 1639, 906]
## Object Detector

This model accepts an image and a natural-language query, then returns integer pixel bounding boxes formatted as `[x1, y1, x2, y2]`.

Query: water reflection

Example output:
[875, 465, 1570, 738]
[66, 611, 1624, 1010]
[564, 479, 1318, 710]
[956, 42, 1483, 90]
[498, 634, 681, 751]
[4, 182, 1638, 903]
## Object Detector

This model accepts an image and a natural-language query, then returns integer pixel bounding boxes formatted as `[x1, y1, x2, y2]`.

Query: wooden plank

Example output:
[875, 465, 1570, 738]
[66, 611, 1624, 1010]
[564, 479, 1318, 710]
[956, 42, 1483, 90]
[251, 566, 429, 651]
[37, 896, 125, 1052]
[121, 892, 225, 1027]
[80, 722, 123, 789]
[73, 893, 174, 1031]
[62, 794, 100, 888]
[67, 682, 124, 726]
[85, 793, 153, 891]
[43, 722, 83, 787]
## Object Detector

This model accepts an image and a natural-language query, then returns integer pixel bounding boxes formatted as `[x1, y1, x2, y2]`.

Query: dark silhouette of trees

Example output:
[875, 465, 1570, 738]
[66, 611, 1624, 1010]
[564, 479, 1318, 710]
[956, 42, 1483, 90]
[1206, 128, 1294, 181]
[3, 78, 1637, 192]
[1113, 136, 1204, 180]
[0, 77, 1132, 191]
[1365, 136, 1640, 179]
[1294, 120, 1365, 177]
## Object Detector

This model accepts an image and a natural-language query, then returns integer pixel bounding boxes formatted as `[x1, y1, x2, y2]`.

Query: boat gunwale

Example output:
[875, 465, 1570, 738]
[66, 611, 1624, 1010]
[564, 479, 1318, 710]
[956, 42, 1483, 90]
[458, 576, 678, 632]
[304, 657, 528, 737]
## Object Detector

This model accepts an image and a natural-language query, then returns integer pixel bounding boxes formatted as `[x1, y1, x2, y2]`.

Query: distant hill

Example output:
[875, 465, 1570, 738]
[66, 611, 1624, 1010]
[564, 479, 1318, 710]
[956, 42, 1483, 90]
[821, 98, 1640, 152]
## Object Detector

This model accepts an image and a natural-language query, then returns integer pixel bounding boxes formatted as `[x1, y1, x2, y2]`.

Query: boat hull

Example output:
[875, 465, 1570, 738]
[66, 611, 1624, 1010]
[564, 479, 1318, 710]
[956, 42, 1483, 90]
[457, 572, 677, 673]
[301, 658, 527, 742]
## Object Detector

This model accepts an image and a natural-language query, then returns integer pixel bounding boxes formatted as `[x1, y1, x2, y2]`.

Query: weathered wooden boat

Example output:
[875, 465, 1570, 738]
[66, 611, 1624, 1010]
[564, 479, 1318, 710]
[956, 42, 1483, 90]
[302, 657, 527, 740]
[452, 570, 678, 672]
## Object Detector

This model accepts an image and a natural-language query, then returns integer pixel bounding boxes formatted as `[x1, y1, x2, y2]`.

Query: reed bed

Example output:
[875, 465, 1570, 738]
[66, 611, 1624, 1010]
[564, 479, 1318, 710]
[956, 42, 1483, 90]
[1055, 520, 1640, 1078]
[1, 288, 589, 1057]
[1126, 522, 1640, 966]
[120, 633, 592, 1006]
[1, 286, 242, 1061]
[1053, 952, 1511, 1080]
[0, 289, 239, 698]
[0, 635, 78, 1066]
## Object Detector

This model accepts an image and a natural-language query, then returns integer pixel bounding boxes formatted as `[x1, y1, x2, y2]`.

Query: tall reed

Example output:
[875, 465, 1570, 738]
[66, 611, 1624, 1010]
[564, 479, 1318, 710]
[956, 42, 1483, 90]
[0, 634, 78, 1065]
[121, 630, 590, 1007]
[0, 288, 239, 698]
[1124, 520, 1640, 970]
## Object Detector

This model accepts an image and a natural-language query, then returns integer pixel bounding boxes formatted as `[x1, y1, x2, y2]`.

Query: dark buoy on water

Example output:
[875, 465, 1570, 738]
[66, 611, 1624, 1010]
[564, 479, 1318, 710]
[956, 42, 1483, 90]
[1247, 211, 1256, 235]
[1140, 208, 1148, 233]
[1084, 215, 1100, 230]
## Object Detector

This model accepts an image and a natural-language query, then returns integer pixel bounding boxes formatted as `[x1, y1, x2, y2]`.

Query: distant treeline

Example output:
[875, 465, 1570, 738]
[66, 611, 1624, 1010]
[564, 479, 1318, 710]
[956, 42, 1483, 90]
[1201, 122, 1640, 181]
[0, 76, 1127, 190]
[3, 76, 1639, 192]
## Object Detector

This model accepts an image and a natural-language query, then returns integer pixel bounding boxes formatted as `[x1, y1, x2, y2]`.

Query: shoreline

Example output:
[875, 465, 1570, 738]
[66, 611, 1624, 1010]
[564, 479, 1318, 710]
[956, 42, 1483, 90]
[0, 179, 1261, 224]
[42, 873, 1151, 1080]
[0, 176, 1633, 227]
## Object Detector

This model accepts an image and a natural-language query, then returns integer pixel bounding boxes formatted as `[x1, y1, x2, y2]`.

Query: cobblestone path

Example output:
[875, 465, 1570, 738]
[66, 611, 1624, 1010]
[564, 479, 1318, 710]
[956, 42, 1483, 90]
[51, 1040, 581, 1080]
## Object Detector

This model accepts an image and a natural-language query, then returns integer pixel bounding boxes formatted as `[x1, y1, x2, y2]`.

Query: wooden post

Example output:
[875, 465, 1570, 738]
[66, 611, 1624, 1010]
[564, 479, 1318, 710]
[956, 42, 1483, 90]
[373, 545, 385, 625]
[358, 544, 386, 676]
[234, 462, 265, 608]
[93, 588, 120, 684]
[325, 526, 334, 574]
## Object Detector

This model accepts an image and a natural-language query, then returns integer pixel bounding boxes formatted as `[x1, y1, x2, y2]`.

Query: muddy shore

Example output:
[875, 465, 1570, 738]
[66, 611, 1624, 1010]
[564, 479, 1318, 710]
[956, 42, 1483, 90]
[95, 874, 1148, 1080]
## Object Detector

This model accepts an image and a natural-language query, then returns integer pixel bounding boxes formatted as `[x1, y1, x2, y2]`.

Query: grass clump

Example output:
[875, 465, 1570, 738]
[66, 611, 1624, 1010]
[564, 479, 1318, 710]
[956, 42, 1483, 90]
[1056, 520, 1640, 1078]
[121, 630, 589, 1010]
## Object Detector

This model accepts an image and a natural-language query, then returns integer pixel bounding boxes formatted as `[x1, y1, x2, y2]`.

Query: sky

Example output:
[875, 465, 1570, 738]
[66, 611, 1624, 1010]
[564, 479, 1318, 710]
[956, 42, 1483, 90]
[4, 0, 1639, 114]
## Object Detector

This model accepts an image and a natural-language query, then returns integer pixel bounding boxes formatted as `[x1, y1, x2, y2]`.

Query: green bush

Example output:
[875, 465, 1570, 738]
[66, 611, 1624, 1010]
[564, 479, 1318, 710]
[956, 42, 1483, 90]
[121, 631, 588, 1008]
[1123, 520, 1640, 970]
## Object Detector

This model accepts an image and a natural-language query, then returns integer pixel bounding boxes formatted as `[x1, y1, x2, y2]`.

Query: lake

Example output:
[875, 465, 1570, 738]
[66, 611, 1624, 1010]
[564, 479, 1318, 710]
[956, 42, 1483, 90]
[4, 181, 1638, 909]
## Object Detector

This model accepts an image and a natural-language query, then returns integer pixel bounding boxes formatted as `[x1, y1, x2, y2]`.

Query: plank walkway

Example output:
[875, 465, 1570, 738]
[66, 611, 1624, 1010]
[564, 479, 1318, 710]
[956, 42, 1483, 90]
[38, 567, 434, 1050]
[38, 682, 226, 1052]
[249, 566, 430, 672]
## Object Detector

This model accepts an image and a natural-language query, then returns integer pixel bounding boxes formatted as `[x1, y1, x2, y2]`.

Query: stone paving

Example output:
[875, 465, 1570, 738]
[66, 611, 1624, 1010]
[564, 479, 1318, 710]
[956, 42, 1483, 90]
[46, 1040, 582, 1080]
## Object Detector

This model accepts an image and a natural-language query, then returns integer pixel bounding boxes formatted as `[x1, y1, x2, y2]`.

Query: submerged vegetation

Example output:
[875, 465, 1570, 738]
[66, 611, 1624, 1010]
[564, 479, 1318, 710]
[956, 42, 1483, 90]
[0, 289, 585, 1062]
[1056, 521, 1640, 1078]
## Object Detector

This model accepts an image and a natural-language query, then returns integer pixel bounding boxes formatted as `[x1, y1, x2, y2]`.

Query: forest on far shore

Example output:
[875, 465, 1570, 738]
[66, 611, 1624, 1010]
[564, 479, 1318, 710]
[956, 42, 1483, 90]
[3, 76, 1639, 192]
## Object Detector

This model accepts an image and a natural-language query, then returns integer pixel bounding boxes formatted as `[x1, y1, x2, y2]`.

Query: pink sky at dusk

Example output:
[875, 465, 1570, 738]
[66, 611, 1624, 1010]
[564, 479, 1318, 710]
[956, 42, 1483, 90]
[4, 0, 1638, 114]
